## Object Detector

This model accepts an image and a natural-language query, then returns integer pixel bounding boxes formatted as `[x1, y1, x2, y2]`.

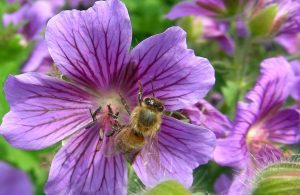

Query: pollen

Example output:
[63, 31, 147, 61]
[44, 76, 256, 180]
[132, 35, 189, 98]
[95, 92, 130, 123]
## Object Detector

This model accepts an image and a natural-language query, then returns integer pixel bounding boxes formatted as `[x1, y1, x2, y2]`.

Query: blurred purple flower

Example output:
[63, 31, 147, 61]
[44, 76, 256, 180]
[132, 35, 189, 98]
[3, 0, 59, 73]
[274, 33, 300, 54]
[4, 0, 97, 73]
[214, 173, 232, 195]
[201, 18, 235, 54]
[21, 39, 53, 73]
[0, 0, 216, 194]
[0, 161, 33, 195]
[251, 0, 300, 53]
[272, 0, 300, 54]
[182, 99, 232, 138]
[166, 0, 247, 19]
[214, 57, 300, 170]
[67, 0, 96, 8]
[166, 0, 237, 54]
[3, 0, 57, 41]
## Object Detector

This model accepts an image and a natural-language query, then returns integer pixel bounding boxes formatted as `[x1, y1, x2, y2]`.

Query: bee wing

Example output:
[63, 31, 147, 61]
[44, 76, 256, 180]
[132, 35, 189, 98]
[101, 133, 121, 157]
[137, 135, 162, 180]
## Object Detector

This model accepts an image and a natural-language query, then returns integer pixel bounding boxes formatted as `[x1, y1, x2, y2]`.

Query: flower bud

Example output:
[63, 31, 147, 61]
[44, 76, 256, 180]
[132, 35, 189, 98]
[144, 180, 190, 195]
[178, 16, 203, 43]
[248, 4, 278, 37]
[252, 161, 300, 194]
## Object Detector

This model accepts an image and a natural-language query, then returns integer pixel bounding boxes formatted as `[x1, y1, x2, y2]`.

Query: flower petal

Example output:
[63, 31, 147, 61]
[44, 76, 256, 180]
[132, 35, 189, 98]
[21, 39, 53, 73]
[214, 35, 235, 55]
[133, 116, 216, 188]
[182, 100, 232, 138]
[290, 60, 300, 101]
[166, 0, 222, 19]
[245, 57, 294, 118]
[264, 109, 300, 144]
[45, 124, 127, 195]
[0, 161, 33, 195]
[214, 134, 247, 169]
[128, 27, 215, 110]
[202, 19, 235, 55]
[0, 73, 93, 150]
[46, 0, 132, 90]
[275, 33, 300, 54]
[227, 169, 251, 195]
[214, 173, 232, 195]
[166, 1, 205, 20]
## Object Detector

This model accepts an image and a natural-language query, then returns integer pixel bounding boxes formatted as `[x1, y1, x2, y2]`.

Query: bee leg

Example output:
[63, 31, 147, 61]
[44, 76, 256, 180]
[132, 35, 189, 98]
[107, 104, 119, 119]
[119, 93, 131, 115]
[138, 81, 143, 106]
[106, 122, 122, 137]
[96, 128, 104, 151]
[89, 106, 102, 122]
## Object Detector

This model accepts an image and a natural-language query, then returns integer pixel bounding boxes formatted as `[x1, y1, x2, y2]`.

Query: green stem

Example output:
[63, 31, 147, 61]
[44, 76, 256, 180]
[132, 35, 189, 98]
[232, 35, 252, 102]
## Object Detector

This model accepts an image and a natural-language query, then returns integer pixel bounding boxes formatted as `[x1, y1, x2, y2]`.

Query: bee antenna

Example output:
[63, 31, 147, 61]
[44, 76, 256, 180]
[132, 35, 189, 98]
[151, 79, 155, 97]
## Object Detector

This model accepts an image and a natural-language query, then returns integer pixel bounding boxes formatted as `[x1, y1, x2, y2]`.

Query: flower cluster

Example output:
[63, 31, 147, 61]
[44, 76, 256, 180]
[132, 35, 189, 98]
[3, 0, 96, 73]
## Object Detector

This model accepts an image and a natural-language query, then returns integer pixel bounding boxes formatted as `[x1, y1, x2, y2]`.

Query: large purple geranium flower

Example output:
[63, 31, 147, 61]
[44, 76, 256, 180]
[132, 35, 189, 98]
[214, 57, 300, 170]
[0, 161, 33, 195]
[0, 0, 216, 194]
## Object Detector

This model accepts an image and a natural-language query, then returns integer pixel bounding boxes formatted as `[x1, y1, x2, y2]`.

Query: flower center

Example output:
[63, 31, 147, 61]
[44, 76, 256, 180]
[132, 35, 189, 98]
[93, 92, 130, 125]
[246, 124, 269, 146]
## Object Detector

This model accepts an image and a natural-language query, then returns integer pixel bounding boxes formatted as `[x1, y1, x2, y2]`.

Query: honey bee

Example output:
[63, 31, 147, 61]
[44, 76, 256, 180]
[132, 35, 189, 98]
[109, 82, 164, 163]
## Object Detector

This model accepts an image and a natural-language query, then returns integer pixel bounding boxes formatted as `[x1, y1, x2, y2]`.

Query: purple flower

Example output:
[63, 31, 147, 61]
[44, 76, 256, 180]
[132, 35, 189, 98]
[214, 173, 232, 195]
[0, 161, 33, 195]
[251, 0, 300, 53]
[4, 0, 97, 73]
[67, 0, 96, 8]
[214, 57, 300, 170]
[166, 1, 237, 54]
[274, 33, 300, 54]
[3, 0, 57, 41]
[166, 0, 246, 19]
[271, 0, 300, 54]
[201, 18, 235, 54]
[0, 0, 216, 194]
[3, 0, 58, 73]
[21, 39, 54, 73]
[182, 99, 232, 138]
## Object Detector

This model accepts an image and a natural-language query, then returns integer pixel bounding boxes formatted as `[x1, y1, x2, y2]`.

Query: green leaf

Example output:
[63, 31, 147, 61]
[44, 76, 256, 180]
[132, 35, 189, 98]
[248, 4, 278, 37]
[221, 80, 240, 117]
[144, 180, 190, 195]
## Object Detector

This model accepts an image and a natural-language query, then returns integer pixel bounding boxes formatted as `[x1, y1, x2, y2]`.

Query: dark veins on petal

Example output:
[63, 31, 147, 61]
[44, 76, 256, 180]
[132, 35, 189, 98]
[47, 125, 126, 194]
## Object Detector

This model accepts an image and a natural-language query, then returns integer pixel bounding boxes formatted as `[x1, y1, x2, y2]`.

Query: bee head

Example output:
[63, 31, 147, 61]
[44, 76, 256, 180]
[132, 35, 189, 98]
[143, 97, 164, 112]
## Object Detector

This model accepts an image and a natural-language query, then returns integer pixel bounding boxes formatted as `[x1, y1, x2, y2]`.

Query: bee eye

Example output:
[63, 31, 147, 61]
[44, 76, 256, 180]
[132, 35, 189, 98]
[144, 98, 151, 105]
